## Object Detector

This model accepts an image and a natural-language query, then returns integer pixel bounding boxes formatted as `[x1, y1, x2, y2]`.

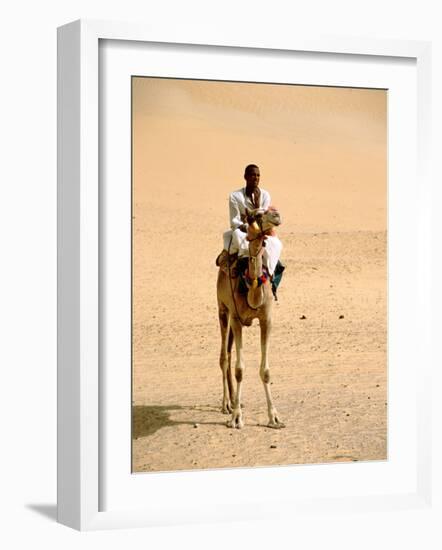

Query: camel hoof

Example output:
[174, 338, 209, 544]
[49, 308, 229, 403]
[222, 402, 233, 414]
[267, 417, 285, 429]
[226, 420, 244, 429]
[226, 411, 244, 429]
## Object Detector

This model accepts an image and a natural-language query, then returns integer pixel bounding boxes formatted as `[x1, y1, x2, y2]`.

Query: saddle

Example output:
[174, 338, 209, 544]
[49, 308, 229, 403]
[215, 249, 239, 277]
[216, 250, 286, 301]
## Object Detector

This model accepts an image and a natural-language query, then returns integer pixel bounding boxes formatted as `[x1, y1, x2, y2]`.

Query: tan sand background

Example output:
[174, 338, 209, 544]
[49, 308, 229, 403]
[131, 78, 387, 472]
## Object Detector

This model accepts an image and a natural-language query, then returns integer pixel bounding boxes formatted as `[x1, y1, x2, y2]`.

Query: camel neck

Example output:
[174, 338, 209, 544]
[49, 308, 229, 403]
[248, 237, 264, 280]
[247, 238, 265, 309]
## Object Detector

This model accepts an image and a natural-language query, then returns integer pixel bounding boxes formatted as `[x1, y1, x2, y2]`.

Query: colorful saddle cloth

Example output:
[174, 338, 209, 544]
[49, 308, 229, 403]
[237, 257, 285, 300]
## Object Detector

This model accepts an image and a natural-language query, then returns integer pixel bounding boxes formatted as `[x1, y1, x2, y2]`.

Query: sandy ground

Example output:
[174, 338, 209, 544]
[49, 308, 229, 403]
[132, 226, 387, 473]
[131, 78, 387, 472]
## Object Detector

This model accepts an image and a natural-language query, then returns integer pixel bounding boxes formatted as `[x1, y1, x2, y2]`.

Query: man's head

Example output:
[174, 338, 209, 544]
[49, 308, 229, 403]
[244, 164, 260, 189]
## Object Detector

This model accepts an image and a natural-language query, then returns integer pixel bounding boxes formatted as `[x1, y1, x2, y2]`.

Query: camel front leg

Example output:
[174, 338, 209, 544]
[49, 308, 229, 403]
[227, 317, 245, 429]
[259, 318, 285, 428]
[227, 326, 235, 407]
[218, 308, 233, 413]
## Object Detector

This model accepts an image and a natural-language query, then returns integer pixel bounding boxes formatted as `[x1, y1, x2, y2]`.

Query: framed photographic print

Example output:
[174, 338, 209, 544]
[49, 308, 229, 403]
[57, 20, 433, 530]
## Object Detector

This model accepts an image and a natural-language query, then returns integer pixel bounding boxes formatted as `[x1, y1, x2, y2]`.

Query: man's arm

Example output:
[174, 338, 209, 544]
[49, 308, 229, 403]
[261, 190, 271, 210]
[229, 193, 245, 230]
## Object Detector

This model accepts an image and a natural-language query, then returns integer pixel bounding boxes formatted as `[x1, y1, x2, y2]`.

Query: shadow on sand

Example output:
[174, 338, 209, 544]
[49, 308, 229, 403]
[132, 404, 224, 439]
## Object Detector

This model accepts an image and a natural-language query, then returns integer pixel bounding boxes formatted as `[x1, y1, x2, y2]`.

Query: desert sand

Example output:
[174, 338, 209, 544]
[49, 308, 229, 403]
[131, 78, 387, 472]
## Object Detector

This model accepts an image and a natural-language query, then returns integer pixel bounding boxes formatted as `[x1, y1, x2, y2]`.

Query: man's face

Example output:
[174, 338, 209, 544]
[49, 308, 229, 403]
[245, 167, 260, 189]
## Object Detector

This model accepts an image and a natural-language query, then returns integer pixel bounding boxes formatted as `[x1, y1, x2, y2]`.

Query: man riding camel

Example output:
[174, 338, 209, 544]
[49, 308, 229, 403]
[217, 164, 285, 298]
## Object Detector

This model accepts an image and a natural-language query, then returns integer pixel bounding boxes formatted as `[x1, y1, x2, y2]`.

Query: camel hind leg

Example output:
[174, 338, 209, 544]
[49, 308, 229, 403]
[218, 304, 235, 413]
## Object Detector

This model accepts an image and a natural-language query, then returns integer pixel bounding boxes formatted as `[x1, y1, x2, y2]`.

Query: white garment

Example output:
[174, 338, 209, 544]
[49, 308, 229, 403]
[229, 187, 271, 230]
[222, 187, 282, 276]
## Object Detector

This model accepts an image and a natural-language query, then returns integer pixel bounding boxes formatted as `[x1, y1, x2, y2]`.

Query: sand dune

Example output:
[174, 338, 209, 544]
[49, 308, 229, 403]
[133, 78, 386, 232]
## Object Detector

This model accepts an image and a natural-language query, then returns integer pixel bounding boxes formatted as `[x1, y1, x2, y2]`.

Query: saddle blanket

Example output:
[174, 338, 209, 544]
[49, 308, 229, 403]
[236, 257, 285, 300]
[223, 227, 282, 276]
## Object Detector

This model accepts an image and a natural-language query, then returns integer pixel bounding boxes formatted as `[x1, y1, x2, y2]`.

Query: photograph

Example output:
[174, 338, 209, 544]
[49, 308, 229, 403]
[131, 76, 387, 473]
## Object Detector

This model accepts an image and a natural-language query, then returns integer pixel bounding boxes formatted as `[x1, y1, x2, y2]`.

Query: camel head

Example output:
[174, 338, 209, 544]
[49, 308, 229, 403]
[245, 206, 281, 236]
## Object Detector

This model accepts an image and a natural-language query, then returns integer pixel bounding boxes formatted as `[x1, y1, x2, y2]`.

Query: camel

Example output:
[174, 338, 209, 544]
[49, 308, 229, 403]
[216, 207, 285, 429]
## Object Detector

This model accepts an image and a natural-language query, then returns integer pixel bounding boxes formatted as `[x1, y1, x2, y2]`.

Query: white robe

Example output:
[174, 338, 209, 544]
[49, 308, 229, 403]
[222, 187, 282, 275]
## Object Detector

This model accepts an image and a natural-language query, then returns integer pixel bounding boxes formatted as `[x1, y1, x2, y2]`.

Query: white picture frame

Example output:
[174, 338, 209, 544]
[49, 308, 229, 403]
[57, 19, 433, 531]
